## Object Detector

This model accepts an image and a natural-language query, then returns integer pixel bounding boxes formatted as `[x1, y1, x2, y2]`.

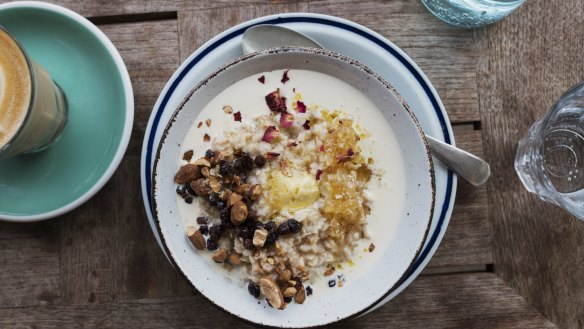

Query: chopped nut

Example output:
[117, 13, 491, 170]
[174, 164, 200, 184]
[182, 150, 194, 162]
[280, 269, 292, 282]
[267, 257, 275, 265]
[193, 158, 211, 167]
[223, 105, 233, 114]
[200, 166, 210, 178]
[219, 189, 232, 201]
[338, 280, 344, 288]
[190, 178, 210, 196]
[187, 226, 206, 250]
[235, 183, 252, 195]
[230, 201, 248, 225]
[205, 119, 212, 127]
[287, 280, 297, 287]
[283, 287, 297, 298]
[260, 277, 285, 309]
[209, 177, 222, 193]
[324, 266, 335, 277]
[203, 133, 211, 142]
[227, 193, 243, 207]
[249, 184, 263, 200]
[294, 285, 306, 304]
[197, 122, 203, 128]
[368, 243, 376, 252]
[253, 228, 269, 247]
[212, 248, 228, 263]
[215, 151, 228, 163]
[227, 252, 241, 265]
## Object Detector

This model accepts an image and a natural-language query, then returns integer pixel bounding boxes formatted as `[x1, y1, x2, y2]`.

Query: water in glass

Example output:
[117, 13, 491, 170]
[515, 82, 584, 220]
[420, 0, 526, 28]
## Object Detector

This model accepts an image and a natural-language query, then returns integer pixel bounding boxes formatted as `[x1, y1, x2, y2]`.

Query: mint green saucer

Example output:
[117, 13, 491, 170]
[0, 2, 133, 221]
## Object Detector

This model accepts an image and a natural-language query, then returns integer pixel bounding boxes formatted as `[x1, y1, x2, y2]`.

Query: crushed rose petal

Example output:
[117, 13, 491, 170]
[295, 101, 306, 113]
[302, 120, 311, 130]
[281, 70, 290, 84]
[316, 169, 323, 181]
[234, 111, 242, 122]
[203, 133, 211, 142]
[347, 148, 354, 157]
[279, 112, 294, 128]
[265, 89, 287, 113]
[262, 126, 279, 142]
[258, 75, 265, 84]
[265, 152, 280, 160]
[287, 140, 298, 147]
[319, 145, 325, 152]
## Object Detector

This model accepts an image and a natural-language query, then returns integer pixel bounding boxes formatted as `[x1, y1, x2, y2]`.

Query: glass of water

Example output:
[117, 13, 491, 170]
[420, 0, 527, 28]
[515, 82, 584, 220]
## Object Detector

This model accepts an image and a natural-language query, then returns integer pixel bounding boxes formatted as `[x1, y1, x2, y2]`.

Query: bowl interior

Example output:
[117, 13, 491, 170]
[153, 48, 434, 327]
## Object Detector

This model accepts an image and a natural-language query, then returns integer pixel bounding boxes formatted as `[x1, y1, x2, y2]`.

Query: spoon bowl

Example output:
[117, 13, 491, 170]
[242, 24, 490, 186]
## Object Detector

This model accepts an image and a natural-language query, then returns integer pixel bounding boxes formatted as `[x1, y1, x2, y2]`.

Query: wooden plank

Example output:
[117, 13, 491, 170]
[0, 273, 554, 328]
[0, 0, 308, 17]
[427, 128, 492, 268]
[177, 2, 310, 63]
[475, 1, 584, 328]
[309, 0, 480, 123]
[0, 221, 61, 308]
[58, 20, 190, 305]
[98, 20, 181, 157]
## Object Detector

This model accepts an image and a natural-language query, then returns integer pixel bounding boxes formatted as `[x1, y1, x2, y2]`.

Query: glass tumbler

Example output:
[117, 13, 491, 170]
[515, 81, 584, 220]
[420, 0, 527, 28]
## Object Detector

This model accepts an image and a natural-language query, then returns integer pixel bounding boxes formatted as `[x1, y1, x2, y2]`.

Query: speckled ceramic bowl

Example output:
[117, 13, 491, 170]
[152, 47, 434, 328]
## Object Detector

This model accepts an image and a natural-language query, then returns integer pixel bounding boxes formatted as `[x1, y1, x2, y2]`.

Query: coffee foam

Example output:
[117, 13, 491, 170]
[0, 29, 31, 148]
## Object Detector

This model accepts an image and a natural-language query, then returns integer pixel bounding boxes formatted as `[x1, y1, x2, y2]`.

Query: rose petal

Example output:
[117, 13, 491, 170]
[265, 89, 287, 113]
[233, 111, 242, 122]
[287, 140, 298, 147]
[295, 101, 306, 113]
[302, 120, 311, 130]
[280, 112, 294, 128]
[319, 145, 325, 152]
[316, 169, 322, 181]
[265, 152, 280, 160]
[347, 148, 354, 157]
[258, 75, 265, 84]
[262, 126, 279, 142]
[281, 70, 290, 84]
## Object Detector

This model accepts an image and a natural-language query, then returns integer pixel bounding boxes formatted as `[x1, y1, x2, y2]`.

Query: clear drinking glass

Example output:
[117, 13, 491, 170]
[420, 0, 527, 28]
[515, 81, 584, 220]
[0, 27, 68, 159]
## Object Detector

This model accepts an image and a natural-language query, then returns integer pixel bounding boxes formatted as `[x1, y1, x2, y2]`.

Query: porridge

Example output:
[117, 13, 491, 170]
[173, 69, 405, 309]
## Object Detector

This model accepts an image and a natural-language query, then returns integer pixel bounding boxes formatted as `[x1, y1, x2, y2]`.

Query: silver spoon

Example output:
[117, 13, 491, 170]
[242, 25, 490, 186]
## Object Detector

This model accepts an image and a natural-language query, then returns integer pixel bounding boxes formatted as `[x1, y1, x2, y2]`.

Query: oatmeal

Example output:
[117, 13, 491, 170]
[173, 69, 405, 309]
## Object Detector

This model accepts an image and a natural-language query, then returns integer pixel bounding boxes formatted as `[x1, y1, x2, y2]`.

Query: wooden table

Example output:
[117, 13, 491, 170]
[1, 0, 581, 328]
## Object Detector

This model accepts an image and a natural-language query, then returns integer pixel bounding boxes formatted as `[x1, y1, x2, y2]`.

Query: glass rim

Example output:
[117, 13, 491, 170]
[0, 25, 37, 153]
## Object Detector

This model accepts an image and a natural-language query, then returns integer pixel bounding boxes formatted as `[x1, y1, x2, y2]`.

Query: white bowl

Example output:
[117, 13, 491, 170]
[152, 48, 434, 327]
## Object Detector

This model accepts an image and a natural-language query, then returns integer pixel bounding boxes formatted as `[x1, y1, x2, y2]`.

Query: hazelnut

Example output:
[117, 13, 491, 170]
[294, 285, 306, 304]
[186, 226, 206, 250]
[174, 164, 200, 184]
[260, 277, 285, 309]
[230, 201, 248, 225]
[253, 228, 268, 247]
[280, 269, 292, 282]
[212, 248, 228, 263]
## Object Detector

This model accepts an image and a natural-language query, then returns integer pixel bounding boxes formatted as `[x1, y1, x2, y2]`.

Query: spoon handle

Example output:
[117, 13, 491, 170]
[425, 135, 490, 186]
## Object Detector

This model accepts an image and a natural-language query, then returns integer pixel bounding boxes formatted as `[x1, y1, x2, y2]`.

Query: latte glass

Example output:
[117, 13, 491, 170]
[0, 27, 68, 159]
[420, 0, 526, 28]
